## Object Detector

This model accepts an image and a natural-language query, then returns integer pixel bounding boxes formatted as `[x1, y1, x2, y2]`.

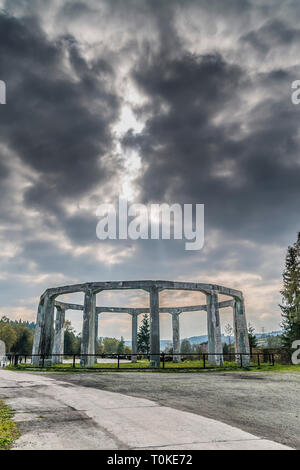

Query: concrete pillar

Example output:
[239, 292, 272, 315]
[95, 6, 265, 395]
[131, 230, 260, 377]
[149, 287, 160, 368]
[32, 301, 44, 365]
[131, 313, 138, 363]
[206, 291, 224, 366]
[94, 313, 98, 364]
[52, 307, 66, 364]
[172, 312, 181, 363]
[32, 295, 56, 366]
[80, 289, 96, 367]
[233, 297, 250, 366]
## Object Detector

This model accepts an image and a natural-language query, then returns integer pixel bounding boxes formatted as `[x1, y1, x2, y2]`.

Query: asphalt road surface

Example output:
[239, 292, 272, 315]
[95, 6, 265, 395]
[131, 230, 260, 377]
[0, 369, 297, 449]
[45, 369, 300, 449]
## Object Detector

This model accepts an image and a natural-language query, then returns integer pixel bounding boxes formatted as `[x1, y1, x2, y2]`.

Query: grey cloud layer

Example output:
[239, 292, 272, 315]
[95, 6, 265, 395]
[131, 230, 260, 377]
[0, 13, 120, 209]
[0, 0, 299, 334]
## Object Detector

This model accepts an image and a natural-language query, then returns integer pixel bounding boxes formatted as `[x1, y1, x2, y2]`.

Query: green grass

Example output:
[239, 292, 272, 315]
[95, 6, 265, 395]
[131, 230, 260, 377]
[248, 363, 300, 372]
[6, 359, 299, 374]
[0, 400, 20, 450]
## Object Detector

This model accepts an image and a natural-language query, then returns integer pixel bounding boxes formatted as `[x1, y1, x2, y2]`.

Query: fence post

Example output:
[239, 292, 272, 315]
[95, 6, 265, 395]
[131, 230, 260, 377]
[162, 353, 165, 369]
[240, 353, 243, 368]
[42, 354, 45, 367]
[257, 353, 260, 368]
[117, 354, 120, 369]
[203, 353, 206, 369]
[14, 355, 18, 367]
[272, 353, 275, 366]
[73, 354, 76, 368]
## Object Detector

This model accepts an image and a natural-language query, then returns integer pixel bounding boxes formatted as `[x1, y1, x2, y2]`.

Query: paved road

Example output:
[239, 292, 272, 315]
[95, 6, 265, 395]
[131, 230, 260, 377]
[0, 370, 291, 450]
[43, 369, 300, 449]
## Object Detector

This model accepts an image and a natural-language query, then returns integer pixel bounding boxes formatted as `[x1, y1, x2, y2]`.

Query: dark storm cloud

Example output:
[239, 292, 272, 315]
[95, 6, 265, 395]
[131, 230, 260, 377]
[0, 158, 9, 181]
[242, 19, 300, 54]
[64, 210, 98, 245]
[0, 12, 120, 213]
[123, 32, 300, 245]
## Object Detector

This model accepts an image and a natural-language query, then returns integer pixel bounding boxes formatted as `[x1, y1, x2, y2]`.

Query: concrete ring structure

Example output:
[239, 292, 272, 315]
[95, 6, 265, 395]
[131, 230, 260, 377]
[32, 280, 250, 367]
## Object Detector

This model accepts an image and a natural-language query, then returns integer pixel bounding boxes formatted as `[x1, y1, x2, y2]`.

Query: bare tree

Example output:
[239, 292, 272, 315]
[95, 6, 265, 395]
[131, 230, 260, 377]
[224, 323, 233, 347]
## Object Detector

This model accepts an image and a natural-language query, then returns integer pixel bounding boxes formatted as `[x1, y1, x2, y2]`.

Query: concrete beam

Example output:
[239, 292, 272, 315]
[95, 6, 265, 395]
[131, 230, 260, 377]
[42, 280, 243, 301]
[55, 301, 83, 311]
[54, 299, 234, 315]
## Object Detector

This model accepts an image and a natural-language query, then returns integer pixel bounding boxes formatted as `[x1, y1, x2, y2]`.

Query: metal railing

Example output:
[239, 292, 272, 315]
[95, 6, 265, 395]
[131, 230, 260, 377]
[4, 352, 275, 370]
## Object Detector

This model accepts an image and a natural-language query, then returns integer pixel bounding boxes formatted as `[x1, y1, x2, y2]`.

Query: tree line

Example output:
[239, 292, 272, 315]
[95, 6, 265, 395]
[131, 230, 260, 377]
[0, 316, 34, 354]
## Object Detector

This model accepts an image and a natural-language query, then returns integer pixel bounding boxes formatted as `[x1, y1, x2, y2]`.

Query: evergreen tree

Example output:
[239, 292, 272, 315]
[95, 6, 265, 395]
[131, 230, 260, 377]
[0, 322, 17, 352]
[248, 323, 257, 353]
[180, 339, 192, 354]
[96, 337, 104, 354]
[280, 232, 300, 347]
[117, 336, 125, 354]
[103, 337, 119, 354]
[11, 325, 33, 354]
[224, 323, 233, 347]
[137, 314, 150, 354]
[64, 320, 78, 354]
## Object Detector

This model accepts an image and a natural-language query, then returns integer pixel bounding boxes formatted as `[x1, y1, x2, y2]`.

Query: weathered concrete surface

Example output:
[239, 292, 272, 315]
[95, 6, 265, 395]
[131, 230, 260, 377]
[131, 313, 138, 363]
[52, 307, 65, 364]
[0, 370, 292, 450]
[41, 280, 243, 299]
[81, 290, 96, 367]
[149, 287, 160, 368]
[206, 292, 224, 366]
[44, 370, 300, 450]
[233, 298, 251, 365]
[172, 312, 181, 363]
[54, 299, 234, 314]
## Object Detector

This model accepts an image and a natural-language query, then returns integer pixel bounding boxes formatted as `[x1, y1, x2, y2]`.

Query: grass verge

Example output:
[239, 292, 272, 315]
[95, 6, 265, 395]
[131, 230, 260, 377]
[6, 361, 300, 373]
[0, 400, 20, 450]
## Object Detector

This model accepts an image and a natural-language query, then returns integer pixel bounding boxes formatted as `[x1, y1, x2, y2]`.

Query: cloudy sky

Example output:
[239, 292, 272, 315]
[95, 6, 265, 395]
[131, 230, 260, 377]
[0, 0, 300, 340]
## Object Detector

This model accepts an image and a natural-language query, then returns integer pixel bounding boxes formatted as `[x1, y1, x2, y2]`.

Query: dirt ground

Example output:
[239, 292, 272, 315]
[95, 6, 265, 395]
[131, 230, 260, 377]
[45, 369, 300, 449]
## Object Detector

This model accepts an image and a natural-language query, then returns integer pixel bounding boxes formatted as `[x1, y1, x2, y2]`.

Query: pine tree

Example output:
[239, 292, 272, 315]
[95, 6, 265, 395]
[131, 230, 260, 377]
[248, 323, 257, 353]
[137, 314, 150, 354]
[180, 339, 192, 354]
[117, 336, 125, 354]
[280, 232, 300, 347]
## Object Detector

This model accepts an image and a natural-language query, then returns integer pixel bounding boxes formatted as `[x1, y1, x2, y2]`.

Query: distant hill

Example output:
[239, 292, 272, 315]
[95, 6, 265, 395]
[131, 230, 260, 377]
[254, 330, 282, 338]
[124, 330, 283, 349]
